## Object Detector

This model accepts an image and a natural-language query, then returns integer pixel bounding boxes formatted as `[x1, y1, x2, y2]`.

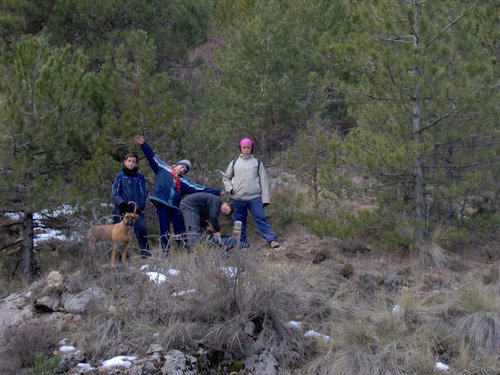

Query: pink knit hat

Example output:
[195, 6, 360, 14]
[239, 138, 253, 147]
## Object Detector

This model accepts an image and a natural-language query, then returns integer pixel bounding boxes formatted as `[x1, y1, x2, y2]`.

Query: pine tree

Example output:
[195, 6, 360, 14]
[323, 1, 499, 249]
[91, 30, 184, 177]
[284, 118, 330, 209]
[0, 35, 96, 279]
[205, 0, 349, 157]
[45, 0, 212, 71]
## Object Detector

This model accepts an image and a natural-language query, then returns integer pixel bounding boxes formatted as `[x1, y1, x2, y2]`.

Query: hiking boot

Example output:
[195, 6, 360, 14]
[269, 240, 280, 249]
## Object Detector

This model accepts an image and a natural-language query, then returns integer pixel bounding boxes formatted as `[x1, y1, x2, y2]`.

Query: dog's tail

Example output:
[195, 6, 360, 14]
[128, 201, 137, 214]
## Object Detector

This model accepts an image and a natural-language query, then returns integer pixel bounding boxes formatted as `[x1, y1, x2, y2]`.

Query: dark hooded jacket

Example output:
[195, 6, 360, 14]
[112, 167, 147, 215]
[140, 142, 220, 209]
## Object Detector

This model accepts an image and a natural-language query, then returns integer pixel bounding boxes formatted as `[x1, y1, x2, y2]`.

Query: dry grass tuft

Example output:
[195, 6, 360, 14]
[418, 241, 447, 268]
[453, 337, 500, 374]
[454, 312, 500, 354]
[68, 244, 314, 367]
[451, 281, 500, 353]
[170, 249, 308, 366]
[393, 286, 442, 329]
[14, 210, 496, 374]
[454, 281, 500, 314]
[322, 316, 408, 375]
[400, 323, 448, 375]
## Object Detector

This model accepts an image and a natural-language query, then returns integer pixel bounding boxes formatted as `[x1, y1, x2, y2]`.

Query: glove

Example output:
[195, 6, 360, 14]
[263, 203, 269, 207]
[120, 202, 136, 213]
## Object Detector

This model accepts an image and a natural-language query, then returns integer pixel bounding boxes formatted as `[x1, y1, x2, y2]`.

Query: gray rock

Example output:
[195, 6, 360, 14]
[62, 287, 106, 314]
[34, 295, 61, 312]
[0, 291, 33, 329]
[162, 349, 198, 375]
[244, 350, 284, 375]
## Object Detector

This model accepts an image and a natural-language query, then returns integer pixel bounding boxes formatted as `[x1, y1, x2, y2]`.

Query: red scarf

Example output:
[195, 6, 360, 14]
[171, 166, 181, 192]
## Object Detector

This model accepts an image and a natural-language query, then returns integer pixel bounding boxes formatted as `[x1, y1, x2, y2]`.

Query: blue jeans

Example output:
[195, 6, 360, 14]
[231, 197, 277, 248]
[156, 205, 185, 250]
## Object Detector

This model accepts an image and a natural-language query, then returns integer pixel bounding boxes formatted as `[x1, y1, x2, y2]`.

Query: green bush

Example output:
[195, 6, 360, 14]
[33, 352, 59, 375]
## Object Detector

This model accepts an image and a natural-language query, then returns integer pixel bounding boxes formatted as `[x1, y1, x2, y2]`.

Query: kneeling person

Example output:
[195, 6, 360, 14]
[180, 193, 233, 250]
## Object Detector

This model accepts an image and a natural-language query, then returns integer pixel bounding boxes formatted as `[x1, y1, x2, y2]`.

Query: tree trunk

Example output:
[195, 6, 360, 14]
[412, 1, 427, 247]
[446, 146, 455, 222]
[312, 160, 319, 211]
[22, 210, 34, 280]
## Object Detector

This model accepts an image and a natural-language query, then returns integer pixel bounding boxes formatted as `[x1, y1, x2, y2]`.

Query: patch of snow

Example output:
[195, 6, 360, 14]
[101, 355, 137, 369]
[145, 272, 167, 283]
[37, 204, 76, 218]
[4, 204, 80, 245]
[221, 266, 239, 278]
[304, 329, 331, 342]
[172, 289, 196, 297]
[35, 229, 68, 244]
[286, 320, 302, 329]
[392, 304, 404, 316]
[59, 345, 77, 353]
[167, 268, 180, 276]
[435, 362, 450, 371]
[4, 212, 21, 220]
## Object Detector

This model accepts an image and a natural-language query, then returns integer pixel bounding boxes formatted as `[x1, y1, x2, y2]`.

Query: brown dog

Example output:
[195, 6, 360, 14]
[87, 212, 138, 266]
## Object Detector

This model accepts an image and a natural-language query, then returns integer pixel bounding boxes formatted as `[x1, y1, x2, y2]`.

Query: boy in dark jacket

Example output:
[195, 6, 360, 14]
[134, 135, 221, 251]
[180, 192, 233, 250]
[112, 152, 150, 257]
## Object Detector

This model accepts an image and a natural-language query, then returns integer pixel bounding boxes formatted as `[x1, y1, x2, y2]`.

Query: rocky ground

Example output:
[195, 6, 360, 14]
[0, 224, 498, 374]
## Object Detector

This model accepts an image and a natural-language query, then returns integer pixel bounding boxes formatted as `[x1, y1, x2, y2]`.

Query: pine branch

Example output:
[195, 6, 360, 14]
[0, 221, 22, 229]
[423, 158, 500, 170]
[374, 35, 414, 44]
[418, 105, 457, 133]
[324, 179, 413, 197]
[0, 240, 22, 252]
[424, 2, 480, 49]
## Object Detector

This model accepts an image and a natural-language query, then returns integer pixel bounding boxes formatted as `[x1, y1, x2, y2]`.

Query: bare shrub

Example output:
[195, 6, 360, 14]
[305, 308, 424, 375]
[0, 320, 57, 374]
[134, 247, 312, 367]
[65, 270, 95, 293]
[70, 265, 160, 359]
[455, 312, 500, 354]
[332, 322, 407, 375]
[72, 304, 127, 360]
[393, 286, 442, 329]
[453, 337, 500, 374]
[35, 240, 83, 276]
[418, 241, 447, 268]
[327, 283, 360, 321]
[397, 321, 457, 374]
[452, 281, 500, 353]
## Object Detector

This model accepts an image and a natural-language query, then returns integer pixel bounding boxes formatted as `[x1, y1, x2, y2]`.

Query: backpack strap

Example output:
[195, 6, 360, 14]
[230, 158, 261, 178]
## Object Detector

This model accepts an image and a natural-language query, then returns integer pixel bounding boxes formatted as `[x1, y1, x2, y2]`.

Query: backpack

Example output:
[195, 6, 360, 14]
[230, 158, 261, 178]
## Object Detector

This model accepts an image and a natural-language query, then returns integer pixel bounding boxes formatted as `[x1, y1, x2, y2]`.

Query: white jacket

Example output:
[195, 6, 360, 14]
[222, 155, 270, 204]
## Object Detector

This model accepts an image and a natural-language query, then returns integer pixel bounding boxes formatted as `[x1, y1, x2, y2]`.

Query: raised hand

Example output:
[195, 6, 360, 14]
[134, 135, 145, 145]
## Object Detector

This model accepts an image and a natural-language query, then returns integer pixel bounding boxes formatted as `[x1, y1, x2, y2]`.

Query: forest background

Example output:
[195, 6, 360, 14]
[0, 0, 498, 281]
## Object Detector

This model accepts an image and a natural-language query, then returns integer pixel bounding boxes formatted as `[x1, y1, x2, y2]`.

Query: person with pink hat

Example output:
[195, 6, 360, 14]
[222, 137, 280, 250]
